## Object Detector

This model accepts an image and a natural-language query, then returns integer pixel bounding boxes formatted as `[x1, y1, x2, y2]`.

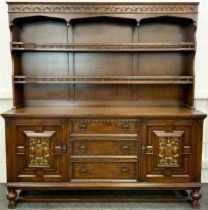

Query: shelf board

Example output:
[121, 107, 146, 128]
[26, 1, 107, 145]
[11, 42, 195, 52]
[13, 76, 194, 85]
[2, 107, 206, 119]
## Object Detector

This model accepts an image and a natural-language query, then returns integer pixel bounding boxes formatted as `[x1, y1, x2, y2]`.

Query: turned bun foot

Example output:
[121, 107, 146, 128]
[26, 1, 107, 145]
[190, 188, 201, 209]
[7, 188, 17, 209]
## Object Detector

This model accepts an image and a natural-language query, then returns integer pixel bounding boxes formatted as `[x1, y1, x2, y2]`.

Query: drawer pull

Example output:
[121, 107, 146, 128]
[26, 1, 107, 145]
[80, 167, 88, 175]
[79, 122, 88, 131]
[121, 167, 129, 175]
[121, 123, 129, 131]
[122, 145, 129, 152]
[80, 144, 86, 152]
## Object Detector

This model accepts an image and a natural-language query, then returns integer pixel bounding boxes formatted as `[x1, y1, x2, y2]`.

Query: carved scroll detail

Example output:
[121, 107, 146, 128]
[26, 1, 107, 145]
[24, 131, 55, 167]
[154, 131, 184, 167]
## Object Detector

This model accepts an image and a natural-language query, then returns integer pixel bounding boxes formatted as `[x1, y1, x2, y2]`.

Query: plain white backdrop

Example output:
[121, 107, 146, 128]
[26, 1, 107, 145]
[0, 0, 208, 182]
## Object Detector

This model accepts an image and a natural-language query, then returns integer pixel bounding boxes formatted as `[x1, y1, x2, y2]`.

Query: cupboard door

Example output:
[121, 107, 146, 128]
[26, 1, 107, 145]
[141, 119, 195, 182]
[14, 121, 68, 182]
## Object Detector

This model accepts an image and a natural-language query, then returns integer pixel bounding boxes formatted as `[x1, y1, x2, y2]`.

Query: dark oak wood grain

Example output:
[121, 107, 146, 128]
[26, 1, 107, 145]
[1, 1, 206, 209]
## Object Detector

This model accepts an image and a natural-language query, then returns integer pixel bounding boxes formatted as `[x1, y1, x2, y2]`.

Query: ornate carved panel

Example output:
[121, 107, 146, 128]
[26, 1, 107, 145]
[154, 131, 183, 167]
[141, 121, 194, 182]
[14, 122, 68, 182]
[24, 131, 55, 168]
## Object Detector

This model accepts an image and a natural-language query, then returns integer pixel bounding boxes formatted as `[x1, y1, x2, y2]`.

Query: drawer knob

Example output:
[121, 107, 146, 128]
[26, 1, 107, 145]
[79, 122, 88, 131]
[121, 167, 129, 175]
[121, 123, 129, 131]
[80, 144, 86, 152]
[80, 167, 88, 175]
[122, 145, 129, 152]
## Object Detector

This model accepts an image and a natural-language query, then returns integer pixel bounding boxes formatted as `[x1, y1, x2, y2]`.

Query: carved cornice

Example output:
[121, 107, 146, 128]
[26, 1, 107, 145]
[8, 4, 197, 14]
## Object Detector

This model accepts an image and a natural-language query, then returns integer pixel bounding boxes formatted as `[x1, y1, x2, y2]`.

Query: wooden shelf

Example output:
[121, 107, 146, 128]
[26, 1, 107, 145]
[13, 76, 194, 85]
[11, 42, 195, 52]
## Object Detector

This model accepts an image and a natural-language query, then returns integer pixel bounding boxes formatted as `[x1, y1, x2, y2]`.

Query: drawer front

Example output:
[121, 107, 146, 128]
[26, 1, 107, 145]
[71, 140, 138, 156]
[71, 120, 137, 134]
[71, 162, 137, 180]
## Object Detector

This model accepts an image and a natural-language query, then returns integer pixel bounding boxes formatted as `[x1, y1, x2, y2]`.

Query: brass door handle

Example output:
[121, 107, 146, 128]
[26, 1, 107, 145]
[141, 145, 146, 152]
[54, 145, 67, 155]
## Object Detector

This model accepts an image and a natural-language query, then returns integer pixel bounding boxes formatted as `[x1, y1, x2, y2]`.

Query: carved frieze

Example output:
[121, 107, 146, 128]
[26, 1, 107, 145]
[8, 4, 197, 14]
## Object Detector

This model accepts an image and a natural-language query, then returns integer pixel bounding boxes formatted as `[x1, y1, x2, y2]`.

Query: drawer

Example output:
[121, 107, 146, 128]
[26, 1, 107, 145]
[71, 140, 138, 156]
[71, 161, 137, 180]
[71, 119, 137, 134]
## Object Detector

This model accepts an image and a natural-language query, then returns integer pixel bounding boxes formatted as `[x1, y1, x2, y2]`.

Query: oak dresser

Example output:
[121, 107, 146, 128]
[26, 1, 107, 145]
[1, 1, 207, 208]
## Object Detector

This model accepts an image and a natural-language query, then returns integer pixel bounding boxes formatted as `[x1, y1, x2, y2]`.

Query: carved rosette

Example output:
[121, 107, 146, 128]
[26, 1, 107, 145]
[153, 131, 184, 168]
[24, 131, 55, 167]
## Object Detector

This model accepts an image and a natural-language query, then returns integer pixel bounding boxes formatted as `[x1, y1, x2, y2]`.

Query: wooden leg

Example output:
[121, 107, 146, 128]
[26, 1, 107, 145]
[7, 188, 17, 209]
[190, 188, 201, 209]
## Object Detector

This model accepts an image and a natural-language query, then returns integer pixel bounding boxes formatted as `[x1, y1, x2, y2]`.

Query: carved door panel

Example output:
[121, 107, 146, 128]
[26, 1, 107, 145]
[14, 121, 68, 182]
[141, 119, 194, 182]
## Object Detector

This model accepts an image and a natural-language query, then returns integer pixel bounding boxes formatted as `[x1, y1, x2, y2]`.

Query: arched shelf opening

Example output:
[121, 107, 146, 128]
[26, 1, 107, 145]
[139, 16, 194, 43]
[70, 16, 137, 44]
[12, 16, 67, 43]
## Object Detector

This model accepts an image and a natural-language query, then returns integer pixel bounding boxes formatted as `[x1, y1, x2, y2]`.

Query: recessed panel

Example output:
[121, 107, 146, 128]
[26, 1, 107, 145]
[139, 17, 194, 43]
[137, 52, 190, 76]
[21, 52, 69, 76]
[134, 85, 186, 106]
[75, 52, 133, 76]
[13, 17, 67, 43]
[73, 18, 133, 43]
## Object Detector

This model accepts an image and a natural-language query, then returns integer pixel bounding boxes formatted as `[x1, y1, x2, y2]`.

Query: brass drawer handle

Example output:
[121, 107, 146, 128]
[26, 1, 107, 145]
[121, 167, 129, 175]
[141, 145, 146, 151]
[79, 122, 88, 131]
[122, 145, 129, 153]
[121, 123, 129, 131]
[80, 144, 86, 152]
[80, 167, 88, 175]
